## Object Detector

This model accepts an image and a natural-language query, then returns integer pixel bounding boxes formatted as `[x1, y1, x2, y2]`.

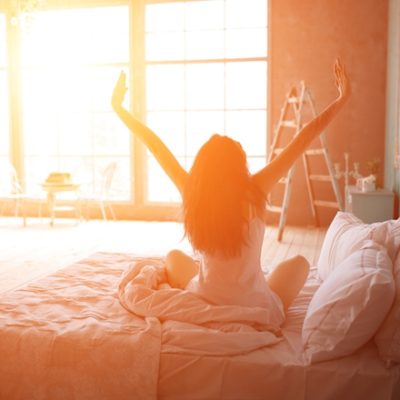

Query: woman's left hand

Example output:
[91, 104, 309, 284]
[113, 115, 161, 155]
[334, 58, 350, 101]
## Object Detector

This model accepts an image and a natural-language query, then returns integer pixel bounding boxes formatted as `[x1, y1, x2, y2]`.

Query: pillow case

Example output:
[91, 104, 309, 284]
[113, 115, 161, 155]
[375, 219, 400, 366]
[303, 240, 395, 363]
[317, 212, 395, 281]
[388, 218, 400, 255]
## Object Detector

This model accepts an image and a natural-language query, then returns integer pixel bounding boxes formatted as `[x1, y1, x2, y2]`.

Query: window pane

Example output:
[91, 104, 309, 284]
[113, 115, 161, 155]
[146, 32, 184, 62]
[110, 157, 132, 200]
[226, 110, 266, 156]
[226, 28, 267, 58]
[22, 110, 59, 156]
[22, 67, 130, 157]
[21, 6, 130, 201]
[147, 111, 185, 155]
[91, 157, 130, 200]
[186, 111, 225, 156]
[0, 72, 9, 157]
[185, 0, 224, 30]
[21, 7, 129, 66]
[0, 14, 6, 66]
[87, 8, 129, 64]
[247, 156, 266, 174]
[92, 112, 130, 156]
[58, 113, 92, 156]
[185, 30, 224, 60]
[186, 63, 224, 110]
[146, 64, 185, 111]
[147, 155, 181, 203]
[226, 61, 267, 109]
[146, 2, 184, 32]
[226, 0, 267, 29]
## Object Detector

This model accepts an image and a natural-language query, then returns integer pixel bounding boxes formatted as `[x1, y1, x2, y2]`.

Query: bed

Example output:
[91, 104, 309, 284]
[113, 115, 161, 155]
[0, 212, 399, 400]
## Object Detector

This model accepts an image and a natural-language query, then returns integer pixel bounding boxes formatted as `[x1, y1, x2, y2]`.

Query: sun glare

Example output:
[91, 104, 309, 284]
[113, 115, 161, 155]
[19, 7, 130, 197]
[2, 0, 268, 206]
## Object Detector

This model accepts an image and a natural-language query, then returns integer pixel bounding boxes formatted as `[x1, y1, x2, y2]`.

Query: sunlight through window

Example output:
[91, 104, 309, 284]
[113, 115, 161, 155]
[2, 1, 269, 217]
[20, 6, 131, 199]
[145, 0, 268, 203]
[0, 14, 9, 168]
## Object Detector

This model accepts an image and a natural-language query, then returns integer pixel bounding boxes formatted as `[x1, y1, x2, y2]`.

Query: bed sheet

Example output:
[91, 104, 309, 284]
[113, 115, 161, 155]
[0, 253, 399, 400]
[0, 253, 161, 400]
[158, 268, 400, 400]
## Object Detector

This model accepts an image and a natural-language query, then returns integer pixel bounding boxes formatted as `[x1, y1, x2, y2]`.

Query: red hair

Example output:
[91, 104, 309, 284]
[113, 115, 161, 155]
[183, 134, 265, 258]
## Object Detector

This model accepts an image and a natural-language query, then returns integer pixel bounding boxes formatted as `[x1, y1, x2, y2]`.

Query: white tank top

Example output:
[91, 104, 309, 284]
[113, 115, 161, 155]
[186, 218, 284, 320]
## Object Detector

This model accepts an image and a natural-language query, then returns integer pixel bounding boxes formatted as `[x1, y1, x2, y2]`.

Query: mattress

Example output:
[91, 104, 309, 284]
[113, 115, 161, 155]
[0, 252, 398, 400]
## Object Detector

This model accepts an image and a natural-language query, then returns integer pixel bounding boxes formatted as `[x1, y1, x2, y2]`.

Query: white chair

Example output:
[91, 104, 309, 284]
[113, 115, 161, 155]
[80, 161, 117, 221]
[0, 162, 27, 226]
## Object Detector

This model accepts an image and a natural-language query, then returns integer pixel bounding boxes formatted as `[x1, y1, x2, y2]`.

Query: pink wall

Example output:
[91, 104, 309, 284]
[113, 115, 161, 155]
[269, 0, 389, 226]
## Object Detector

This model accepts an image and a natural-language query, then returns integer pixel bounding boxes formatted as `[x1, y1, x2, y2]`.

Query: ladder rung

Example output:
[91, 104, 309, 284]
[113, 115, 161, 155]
[305, 149, 325, 156]
[309, 174, 331, 182]
[314, 200, 339, 208]
[278, 177, 288, 184]
[287, 96, 299, 104]
[281, 120, 297, 128]
[273, 148, 284, 155]
[266, 204, 283, 213]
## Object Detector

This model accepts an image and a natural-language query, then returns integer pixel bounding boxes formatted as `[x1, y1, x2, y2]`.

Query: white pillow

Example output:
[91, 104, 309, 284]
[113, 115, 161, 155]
[389, 218, 400, 256]
[317, 212, 395, 281]
[375, 219, 400, 366]
[303, 241, 395, 363]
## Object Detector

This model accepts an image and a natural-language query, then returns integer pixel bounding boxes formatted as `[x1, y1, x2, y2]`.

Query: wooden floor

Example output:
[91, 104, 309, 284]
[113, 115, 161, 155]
[0, 216, 326, 293]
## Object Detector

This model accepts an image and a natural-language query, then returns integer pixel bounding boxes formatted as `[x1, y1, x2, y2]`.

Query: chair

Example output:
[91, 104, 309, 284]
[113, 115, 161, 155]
[0, 162, 27, 226]
[80, 161, 117, 221]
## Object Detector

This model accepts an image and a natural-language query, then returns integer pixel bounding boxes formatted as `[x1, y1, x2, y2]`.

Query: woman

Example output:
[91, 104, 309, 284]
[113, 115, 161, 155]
[111, 60, 350, 315]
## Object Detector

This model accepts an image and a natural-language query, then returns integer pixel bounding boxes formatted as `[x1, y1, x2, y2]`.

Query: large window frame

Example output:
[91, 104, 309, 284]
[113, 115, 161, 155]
[138, 0, 269, 207]
[0, 0, 270, 221]
[0, 12, 9, 168]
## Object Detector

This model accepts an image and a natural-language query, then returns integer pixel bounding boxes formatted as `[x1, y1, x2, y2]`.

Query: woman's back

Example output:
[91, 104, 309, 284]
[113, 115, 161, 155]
[187, 217, 284, 320]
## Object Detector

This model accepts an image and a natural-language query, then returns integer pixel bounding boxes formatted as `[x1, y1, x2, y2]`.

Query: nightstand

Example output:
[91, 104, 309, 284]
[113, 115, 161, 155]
[345, 185, 394, 223]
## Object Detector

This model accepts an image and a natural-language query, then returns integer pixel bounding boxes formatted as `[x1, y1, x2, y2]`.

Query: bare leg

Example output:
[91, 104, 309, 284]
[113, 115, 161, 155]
[165, 249, 199, 289]
[265, 255, 310, 310]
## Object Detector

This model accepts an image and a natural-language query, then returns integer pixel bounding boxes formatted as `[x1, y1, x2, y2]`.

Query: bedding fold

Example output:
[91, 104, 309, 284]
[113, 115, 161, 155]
[118, 258, 283, 356]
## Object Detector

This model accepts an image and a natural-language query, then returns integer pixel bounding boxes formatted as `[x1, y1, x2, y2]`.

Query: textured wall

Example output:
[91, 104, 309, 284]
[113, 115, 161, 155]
[269, 0, 389, 226]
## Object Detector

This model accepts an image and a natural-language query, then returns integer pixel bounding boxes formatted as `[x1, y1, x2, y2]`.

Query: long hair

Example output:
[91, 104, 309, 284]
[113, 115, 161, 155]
[183, 134, 265, 258]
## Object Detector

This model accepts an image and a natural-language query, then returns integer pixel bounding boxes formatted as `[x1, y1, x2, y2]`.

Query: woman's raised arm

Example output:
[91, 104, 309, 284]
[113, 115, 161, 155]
[252, 59, 351, 196]
[111, 71, 188, 195]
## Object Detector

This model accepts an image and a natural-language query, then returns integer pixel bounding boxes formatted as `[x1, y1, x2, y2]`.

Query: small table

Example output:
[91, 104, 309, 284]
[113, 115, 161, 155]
[345, 185, 394, 223]
[41, 182, 81, 226]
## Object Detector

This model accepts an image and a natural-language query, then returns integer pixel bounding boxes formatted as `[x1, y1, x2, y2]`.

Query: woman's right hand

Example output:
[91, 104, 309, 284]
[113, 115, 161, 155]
[111, 70, 128, 110]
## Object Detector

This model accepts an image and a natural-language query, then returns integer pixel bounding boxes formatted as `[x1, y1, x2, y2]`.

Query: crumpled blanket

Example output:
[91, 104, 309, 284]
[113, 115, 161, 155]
[118, 258, 283, 356]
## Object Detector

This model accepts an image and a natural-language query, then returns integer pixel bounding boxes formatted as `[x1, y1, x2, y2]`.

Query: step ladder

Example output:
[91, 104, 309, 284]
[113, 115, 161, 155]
[267, 81, 343, 241]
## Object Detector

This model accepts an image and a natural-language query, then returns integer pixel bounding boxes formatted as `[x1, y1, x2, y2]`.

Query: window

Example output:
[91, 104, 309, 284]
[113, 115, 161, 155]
[1, 1, 269, 219]
[20, 6, 131, 198]
[144, 0, 268, 203]
[0, 13, 9, 169]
